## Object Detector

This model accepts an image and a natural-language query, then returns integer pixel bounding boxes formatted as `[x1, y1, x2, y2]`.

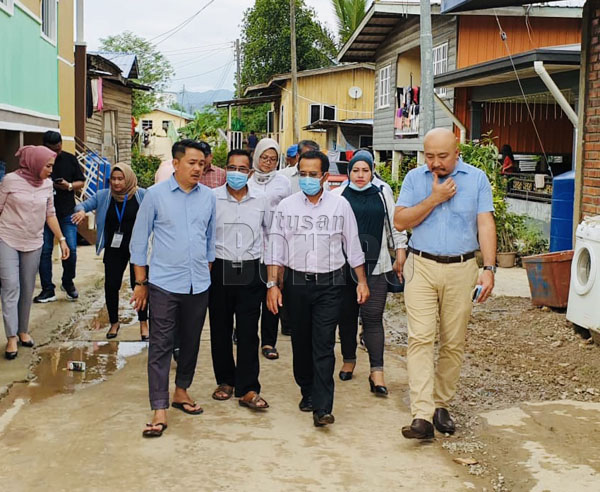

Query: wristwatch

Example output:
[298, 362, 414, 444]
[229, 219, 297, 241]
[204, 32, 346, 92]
[266, 281, 279, 289]
[483, 265, 497, 274]
[68, 182, 73, 191]
[134, 279, 149, 286]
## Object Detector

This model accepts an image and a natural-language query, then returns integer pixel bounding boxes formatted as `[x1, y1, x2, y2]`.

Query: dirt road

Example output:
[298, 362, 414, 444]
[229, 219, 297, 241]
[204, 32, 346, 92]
[0, 259, 599, 491]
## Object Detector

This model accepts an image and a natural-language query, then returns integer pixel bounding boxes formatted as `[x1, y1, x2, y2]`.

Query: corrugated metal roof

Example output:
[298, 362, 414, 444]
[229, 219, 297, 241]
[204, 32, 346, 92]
[89, 51, 139, 79]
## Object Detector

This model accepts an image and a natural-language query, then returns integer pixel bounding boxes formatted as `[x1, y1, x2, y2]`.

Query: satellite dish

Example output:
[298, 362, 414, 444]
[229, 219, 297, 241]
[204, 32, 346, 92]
[349, 86, 363, 99]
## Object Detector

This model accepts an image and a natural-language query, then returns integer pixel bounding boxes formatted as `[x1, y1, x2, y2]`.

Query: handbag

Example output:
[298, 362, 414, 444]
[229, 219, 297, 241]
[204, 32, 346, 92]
[378, 187, 405, 293]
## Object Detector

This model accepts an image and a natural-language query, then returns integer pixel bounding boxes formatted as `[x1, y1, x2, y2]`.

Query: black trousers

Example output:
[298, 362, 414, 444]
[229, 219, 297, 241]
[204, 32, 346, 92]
[284, 268, 344, 414]
[260, 263, 278, 348]
[209, 259, 263, 397]
[104, 251, 148, 324]
[147, 284, 208, 410]
[339, 270, 388, 370]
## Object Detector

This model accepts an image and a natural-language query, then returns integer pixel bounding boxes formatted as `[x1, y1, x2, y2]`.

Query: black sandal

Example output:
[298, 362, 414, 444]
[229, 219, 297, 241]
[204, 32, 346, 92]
[261, 346, 279, 360]
[142, 422, 167, 438]
[171, 401, 204, 415]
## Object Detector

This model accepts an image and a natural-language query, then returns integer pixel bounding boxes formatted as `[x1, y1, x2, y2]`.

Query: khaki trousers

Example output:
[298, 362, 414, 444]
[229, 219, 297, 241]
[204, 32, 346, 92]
[403, 254, 479, 421]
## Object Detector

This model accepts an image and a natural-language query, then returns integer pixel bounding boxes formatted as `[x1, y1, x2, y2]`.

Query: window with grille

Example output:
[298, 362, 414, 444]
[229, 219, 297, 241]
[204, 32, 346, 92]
[378, 65, 391, 109]
[433, 42, 449, 97]
[142, 120, 153, 130]
[41, 0, 57, 43]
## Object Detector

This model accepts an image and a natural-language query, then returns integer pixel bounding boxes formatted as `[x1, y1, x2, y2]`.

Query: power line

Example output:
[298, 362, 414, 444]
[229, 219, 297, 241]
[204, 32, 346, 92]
[171, 59, 235, 82]
[161, 42, 232, 54]
[150, 0, 217, 46]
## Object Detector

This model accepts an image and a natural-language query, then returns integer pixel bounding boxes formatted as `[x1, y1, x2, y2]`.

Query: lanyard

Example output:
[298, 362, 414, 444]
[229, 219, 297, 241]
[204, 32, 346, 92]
[115, 194, 128, 228]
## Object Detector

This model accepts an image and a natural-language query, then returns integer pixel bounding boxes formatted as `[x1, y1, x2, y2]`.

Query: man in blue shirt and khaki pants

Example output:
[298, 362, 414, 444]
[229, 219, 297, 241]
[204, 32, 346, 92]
[395, 128, 497, 440]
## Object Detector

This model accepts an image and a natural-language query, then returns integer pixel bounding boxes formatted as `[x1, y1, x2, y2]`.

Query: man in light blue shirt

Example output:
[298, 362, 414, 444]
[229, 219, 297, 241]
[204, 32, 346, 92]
[395, 128, 497, 440]
[130, 139, 216, 438]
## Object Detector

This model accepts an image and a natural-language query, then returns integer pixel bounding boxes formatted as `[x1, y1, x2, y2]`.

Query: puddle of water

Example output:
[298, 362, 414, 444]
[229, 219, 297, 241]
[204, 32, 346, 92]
[26, 341, 147, 404]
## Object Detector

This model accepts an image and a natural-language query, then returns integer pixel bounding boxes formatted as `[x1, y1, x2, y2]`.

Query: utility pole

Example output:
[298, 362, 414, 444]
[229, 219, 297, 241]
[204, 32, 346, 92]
[290, 0, 300, 143]
[419, 0, 435, 138]
[235, 39, 242, 120]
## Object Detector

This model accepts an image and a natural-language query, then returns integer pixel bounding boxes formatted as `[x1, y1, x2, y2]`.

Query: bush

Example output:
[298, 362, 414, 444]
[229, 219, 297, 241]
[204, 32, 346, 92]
[131, 150, 161, 189]
[459, 133, 548, 255]
[375, 155, 417, 199]
[212, 142, 228, 168]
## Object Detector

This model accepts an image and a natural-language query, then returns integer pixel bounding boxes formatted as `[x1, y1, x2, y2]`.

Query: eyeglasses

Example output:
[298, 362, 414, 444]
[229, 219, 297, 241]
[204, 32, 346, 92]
[226, 165, 251, 174]
[299, 171, 323, 178]
[259, 155, 278, 164]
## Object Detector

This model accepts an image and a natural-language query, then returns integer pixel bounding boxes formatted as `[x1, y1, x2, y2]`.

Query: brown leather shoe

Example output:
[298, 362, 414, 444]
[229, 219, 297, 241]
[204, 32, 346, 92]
[433, 408, 456, 435]
[401, 419, 434, 439]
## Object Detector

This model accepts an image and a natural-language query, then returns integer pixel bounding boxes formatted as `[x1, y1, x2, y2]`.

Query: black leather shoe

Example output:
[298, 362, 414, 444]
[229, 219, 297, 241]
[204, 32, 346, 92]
[368, 376, 388, 397]
[433, 408, 456, 435]
[339, 370, 353, 381]
[4, 351, 17, 360]
[401, 419, 434, 440]
[298, 396, 313, 412]
[106, 324, 120, 339]
[18, 337, 35, 348]
[313, 411, 335, 427]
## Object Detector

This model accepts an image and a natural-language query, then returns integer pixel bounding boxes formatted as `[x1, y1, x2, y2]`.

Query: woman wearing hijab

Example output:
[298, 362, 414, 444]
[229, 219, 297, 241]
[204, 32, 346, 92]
[248, 138, 291, 360]
[0, 146, 70, 359]
[332, 151, 408, 395]
[72, 163, 148, 340]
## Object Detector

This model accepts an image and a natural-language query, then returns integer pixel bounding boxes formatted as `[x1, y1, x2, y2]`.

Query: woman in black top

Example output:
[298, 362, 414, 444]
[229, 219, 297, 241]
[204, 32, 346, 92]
[72, 163, 148, 340]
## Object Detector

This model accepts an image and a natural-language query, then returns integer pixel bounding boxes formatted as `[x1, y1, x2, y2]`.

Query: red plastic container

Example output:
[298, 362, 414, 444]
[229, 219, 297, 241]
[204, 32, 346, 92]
[521, 250, 573, 308]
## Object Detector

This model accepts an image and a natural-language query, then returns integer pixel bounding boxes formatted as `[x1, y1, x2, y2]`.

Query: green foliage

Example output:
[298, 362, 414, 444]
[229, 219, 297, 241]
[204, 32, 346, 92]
[459, 134, 548, 254]
[331, 0, 368, 45]
[375, 155, 417, 199]
[169, 102, 186, 113]
[131, 148, 161, 189]
[241, 104, 270, 133]
[99, 32, 173, 118]
[179, 106, 227, 144]
[212, 142, 229, 168]
[240, 0, 337, 88]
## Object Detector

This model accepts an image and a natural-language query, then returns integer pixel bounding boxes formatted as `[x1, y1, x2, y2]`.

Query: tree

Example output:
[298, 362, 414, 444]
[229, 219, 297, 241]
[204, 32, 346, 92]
[99, 32, 173, 118]
[169, 102, 186, 113]
[331, 0, 368, 46]
[240, 0, 337, 88]
[179, 106, 227, 143]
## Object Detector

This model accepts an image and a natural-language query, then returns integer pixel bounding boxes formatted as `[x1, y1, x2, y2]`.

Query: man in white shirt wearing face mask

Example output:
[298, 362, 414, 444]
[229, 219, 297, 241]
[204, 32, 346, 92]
[266, 150, 370, 428]
[209, 149, 270, 410]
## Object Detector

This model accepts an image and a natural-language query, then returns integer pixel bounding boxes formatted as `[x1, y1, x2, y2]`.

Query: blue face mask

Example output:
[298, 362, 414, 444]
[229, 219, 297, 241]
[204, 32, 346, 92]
[226, 171, 248, 191]
[299, 177, 322, 196]
[349, 181, 372, 192]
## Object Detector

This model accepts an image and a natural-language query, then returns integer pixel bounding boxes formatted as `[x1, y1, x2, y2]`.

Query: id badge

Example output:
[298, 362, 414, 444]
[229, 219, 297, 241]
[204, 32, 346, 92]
[111, 232, 124, 248]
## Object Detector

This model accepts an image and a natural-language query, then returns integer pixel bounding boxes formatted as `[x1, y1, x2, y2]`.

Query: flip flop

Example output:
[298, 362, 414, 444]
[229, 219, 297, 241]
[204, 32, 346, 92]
[171, 401, 204, 415]
[239, 391, 269, 410]
[212, 384, 234, 401]
[261, 347, 279, 360]
[142, 422, 167, 438]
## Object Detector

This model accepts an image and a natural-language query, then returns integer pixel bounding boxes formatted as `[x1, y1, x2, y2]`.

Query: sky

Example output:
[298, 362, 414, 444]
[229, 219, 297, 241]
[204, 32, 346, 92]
[85, 0, 341, 94]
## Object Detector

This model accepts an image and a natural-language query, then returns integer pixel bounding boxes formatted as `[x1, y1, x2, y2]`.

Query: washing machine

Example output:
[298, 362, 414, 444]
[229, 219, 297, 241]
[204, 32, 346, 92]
[566, 216, 600, 334]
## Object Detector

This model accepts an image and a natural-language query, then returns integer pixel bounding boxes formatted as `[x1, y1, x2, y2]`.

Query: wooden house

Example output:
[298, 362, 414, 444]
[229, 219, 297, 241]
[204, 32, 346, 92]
[139, 106, 193, 160]
[338, 1, 583, 179]
[216, 63, 375, 154]
[85, 51, 150, 165]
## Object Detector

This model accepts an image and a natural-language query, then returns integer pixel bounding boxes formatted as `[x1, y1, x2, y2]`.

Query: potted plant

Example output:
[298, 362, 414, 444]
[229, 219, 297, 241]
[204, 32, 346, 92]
[459, 134, 519, 267]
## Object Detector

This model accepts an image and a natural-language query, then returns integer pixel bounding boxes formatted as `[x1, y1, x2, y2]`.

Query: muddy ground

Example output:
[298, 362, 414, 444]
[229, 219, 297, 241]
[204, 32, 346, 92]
[384, 295, 600, 491]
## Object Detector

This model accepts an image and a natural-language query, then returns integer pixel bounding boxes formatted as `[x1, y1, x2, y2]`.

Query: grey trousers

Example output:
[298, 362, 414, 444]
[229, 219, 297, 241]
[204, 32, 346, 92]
[0, 240, 43, 338]
[148, 283, 209, 410]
